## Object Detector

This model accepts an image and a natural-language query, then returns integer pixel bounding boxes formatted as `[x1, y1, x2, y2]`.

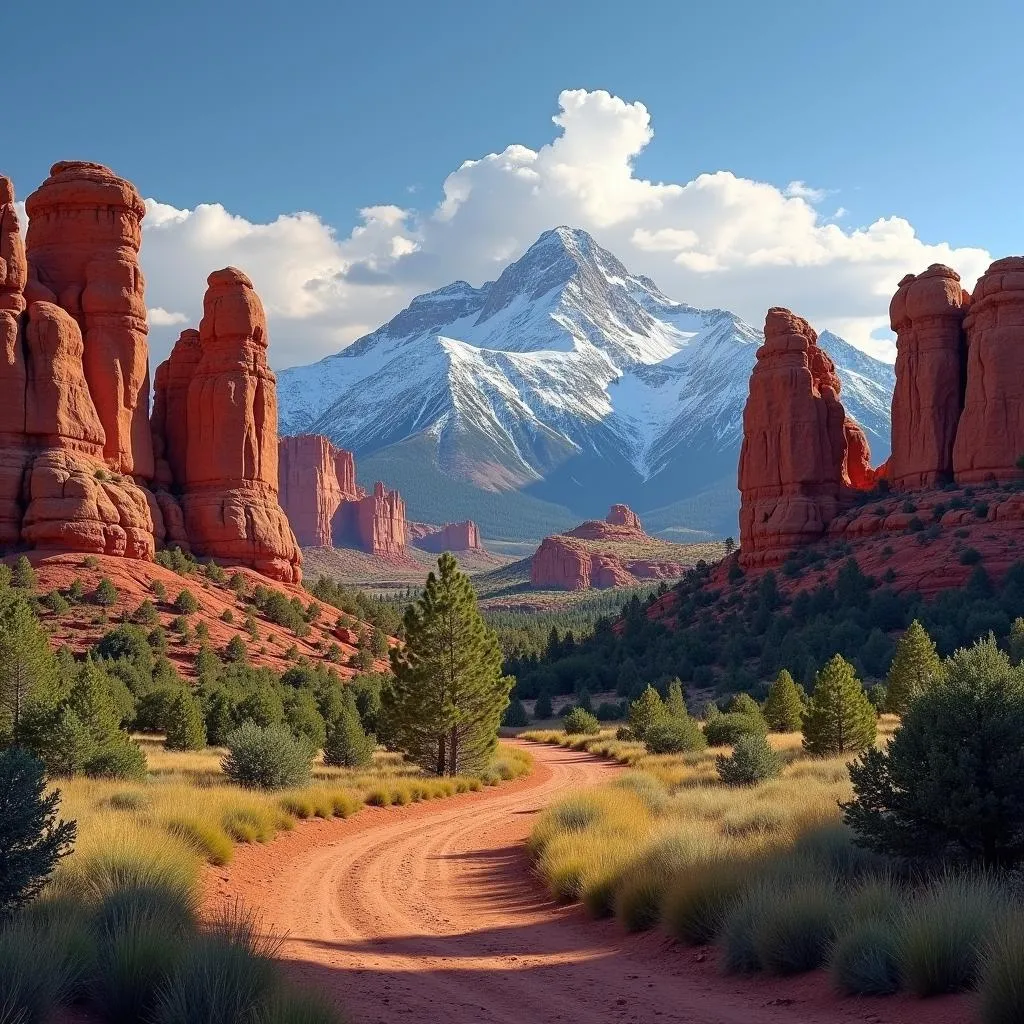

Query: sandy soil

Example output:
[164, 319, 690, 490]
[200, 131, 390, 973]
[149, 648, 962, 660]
[205, 741, 973, 1024]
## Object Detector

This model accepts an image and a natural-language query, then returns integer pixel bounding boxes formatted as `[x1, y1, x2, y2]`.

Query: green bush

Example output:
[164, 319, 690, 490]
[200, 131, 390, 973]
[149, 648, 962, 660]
[94, 578, 119, 607]
[533, 692, 553, 719]
[644, 715, 706, 754]
[830, 919, 901, 996]
[703, 712, 766, 747]
[502, 698, 529, 727]
[663, 858, 750, 945]
[563, 707, 600, 735]
[750, 878, 839, 975]
[221, 722, 314, 790]
[715, 733, 783, 785]
[0, 748, 77, 915]
[84, 739, 148, 781]
[174, 590, 199, 615]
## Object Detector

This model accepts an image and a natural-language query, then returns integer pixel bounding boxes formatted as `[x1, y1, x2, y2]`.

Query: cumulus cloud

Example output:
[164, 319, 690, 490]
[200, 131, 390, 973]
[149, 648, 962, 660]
[146, 307, 188, 327]
[131, 88, 992, 369]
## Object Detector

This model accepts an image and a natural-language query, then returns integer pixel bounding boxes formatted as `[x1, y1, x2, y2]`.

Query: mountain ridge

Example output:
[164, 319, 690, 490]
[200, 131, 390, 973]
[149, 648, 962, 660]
[277, 227, 895, 539]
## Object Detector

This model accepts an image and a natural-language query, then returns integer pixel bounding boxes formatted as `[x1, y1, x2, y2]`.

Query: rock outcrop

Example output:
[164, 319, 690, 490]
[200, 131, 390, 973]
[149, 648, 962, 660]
[408, 520, 482, 553]
[607, 504, 643, 531]
[953, 258, 1024, 484]
[334, 482, 408, 557]
[568, 504, 648, 541]
[278, 434, 360, 547]
[738, 308, 868, 567]
[888, 265, 968, 489]
[154, 269, 302, 582]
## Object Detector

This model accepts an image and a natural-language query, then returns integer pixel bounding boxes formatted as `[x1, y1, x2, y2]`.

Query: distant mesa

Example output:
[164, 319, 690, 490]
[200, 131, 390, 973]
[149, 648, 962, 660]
[1, 162, 301, 582]
[733, 258, 1024, 596]
[531, 504, 692, 591]
[408, 520, 483, 553]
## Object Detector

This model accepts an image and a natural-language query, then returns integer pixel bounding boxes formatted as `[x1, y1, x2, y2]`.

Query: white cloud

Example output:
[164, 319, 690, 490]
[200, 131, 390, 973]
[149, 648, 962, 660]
[122, 88, 992, 370]
[146, 307, 188, 327]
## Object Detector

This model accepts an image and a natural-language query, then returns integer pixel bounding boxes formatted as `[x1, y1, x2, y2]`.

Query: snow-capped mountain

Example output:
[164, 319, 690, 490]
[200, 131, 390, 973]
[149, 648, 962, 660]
[277, 227, 895, 539]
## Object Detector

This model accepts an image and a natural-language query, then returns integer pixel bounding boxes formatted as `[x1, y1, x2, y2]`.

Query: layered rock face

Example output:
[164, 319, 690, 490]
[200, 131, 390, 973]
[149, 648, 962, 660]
[278, 434, 360, 547]
[888, 265, 968, 489]
[334, 482, 408, 557]
[154, 269, 302, 582]
[737, 308, 865, 567]
[409, 520, 482, 553]
[953, 258, 1024, 484]
[568, 504, 647, 541]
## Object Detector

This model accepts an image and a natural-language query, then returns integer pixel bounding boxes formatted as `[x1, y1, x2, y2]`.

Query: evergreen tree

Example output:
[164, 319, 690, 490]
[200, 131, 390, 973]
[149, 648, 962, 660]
[665, 678, 687, 719]
[0, 594, 61, 744]
[94, 578, 118, 607]
[384, 554, 511, 775]
[503, 697, 529, 727]
[533, 691, 553, 720]
[885, 620, 943, 714]
[629, 684, 667, 740]
[12, 556, 36, 591]
[761, 669, 805, 732]
[323, 690, 375, 768]
[164, 689, 207, 751]
[1009, 617, 1024, 667]
[802, 654, 877, 756]
[0, 747, 77, 915]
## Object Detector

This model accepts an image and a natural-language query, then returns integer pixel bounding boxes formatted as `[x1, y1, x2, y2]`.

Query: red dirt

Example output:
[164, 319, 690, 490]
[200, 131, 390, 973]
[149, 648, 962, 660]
[203, 742, 973, 1024]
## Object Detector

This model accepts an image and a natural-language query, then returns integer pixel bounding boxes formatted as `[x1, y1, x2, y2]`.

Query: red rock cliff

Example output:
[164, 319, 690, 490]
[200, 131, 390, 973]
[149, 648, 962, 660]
[333, 482, 407, 557]
[954, 258, 1024, 485]
[154, 268, 302, 582]
[737, 308, 867, 567]
[278, 434, 359, 547]
[409, 520, 482, 553]
[888, 265, 968, 489]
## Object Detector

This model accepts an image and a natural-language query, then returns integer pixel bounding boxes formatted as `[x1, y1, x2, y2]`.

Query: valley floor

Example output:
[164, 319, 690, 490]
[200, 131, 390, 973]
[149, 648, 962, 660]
[204, 742, 970, 1024]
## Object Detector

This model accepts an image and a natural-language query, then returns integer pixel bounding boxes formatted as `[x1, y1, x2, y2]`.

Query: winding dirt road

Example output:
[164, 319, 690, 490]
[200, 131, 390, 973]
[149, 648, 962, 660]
[205, 742, 969, 1024]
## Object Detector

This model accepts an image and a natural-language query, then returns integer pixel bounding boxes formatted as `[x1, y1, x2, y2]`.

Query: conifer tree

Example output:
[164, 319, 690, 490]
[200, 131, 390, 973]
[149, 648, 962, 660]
[885, 620, 943, 714]
[384, 554, 511, 775]
[762, 669, 805, 732]
[666, 678, 687, 719]
[0, 593, 61, 745]
[629, 684, 667, 740]
[164, 688, 207, 751]
[12, 555, 36, 591]
[323, 689, 375, 768]
[1009, 617, 1024, 667]
[802, 654, 877, 756]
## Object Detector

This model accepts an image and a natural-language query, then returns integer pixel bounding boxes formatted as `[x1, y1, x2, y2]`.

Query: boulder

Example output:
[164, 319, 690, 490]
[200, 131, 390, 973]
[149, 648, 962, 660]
[953, 258, 1024, 484]
[25, 161, 153, 478]
[737, 308, 851, 566]
[888, 265, 968, 489]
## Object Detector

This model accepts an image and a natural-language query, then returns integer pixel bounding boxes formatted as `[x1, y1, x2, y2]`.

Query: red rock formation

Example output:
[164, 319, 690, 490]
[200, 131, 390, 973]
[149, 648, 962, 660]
[737, 308, 854, 567]
[155, 268, 302, 582]
[953, 258, 1024, 485]
[333, 482, 407, 557]
[152, 329, 201, 489]
[278, 434, 360, 547]
[531, 536, 594, 590]
[25, 161, 153, 479]
[888, 265, 968, 489]
[409, 520, 482, 553]
[843, 419, 877, 491]
[607, 504, 642, 531]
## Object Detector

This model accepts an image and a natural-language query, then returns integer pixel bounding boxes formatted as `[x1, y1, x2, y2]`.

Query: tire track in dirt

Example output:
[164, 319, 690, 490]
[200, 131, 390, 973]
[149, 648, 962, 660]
[206, 741, 970, 1024]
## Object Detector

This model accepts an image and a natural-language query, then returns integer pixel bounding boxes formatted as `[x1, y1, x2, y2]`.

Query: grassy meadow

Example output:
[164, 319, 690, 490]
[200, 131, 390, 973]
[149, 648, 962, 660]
[523, 723, 1022, 1020]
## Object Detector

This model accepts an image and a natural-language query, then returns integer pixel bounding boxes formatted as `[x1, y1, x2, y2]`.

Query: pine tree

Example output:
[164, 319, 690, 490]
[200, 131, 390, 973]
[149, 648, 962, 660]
[12, 555, 37, 591]
[384, 554, 511, 775]
[323, 690, 375, 768]
[164, 688, 207, 751]
[666, 678, 687, 719]
[629, 685, 667, 741]
[0, 747, 77, 915]
[94, 578, 118, 607]
[533, 691, 553, 720]
[885, 620, 943, 714]
[1009, 617, 1024, 667]
[802, 654, 877, 756]
[762, 669, 805, 732]
[0, 593, 61, 745]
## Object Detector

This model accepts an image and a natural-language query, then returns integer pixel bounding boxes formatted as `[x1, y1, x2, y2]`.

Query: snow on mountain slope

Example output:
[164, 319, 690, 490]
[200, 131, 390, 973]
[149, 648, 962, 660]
[277, 227, 895, 538]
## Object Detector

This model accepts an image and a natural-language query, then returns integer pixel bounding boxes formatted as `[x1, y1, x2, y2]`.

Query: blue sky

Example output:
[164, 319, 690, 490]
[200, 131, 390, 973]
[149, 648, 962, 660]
[4, 0, 1020, 367]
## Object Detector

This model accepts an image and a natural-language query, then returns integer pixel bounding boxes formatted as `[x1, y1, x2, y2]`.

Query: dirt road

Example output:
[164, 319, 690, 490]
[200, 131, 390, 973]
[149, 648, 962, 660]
[206, 741, 970, 1024]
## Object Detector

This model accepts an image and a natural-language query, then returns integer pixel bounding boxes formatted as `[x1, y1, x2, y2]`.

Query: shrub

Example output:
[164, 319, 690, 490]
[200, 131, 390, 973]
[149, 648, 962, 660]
[151, 580, 167, 601]
[643, 715, 706, 754]
[502, 698, 529, 727]
[0, 912, 84, 1023]
[94, 577, 119, 607]
[898, 871, 1008, 995]
[720, 884, 774, 973]
[595, 701, 621, 722]
[12, 555, 37, 590]
[663, 858, 750, 945]
[533, 692, 553, 719]
[751, 878, 840, 975]
[563, 707, 600, 735]
[132, 599, 159, 625]
[67, 578, 86, 603]
[85, 739, 148, 781]
[174, 589, 199, 615]
[0, 748, 77, 915]
[802, 654, 876, 756]
[979, 913, 1024, 1024]
[221, 722, 314, 790]
[614, 830, 704, 932]
[831, 919, 902, 995]
[845, 636, 1024, 866]
[716, 734, 783, 785]
[40, 589, 70, 615]
[960, 547, 983, 565]
[224, 635, 248, 663]
[704, 712, 766, 747]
